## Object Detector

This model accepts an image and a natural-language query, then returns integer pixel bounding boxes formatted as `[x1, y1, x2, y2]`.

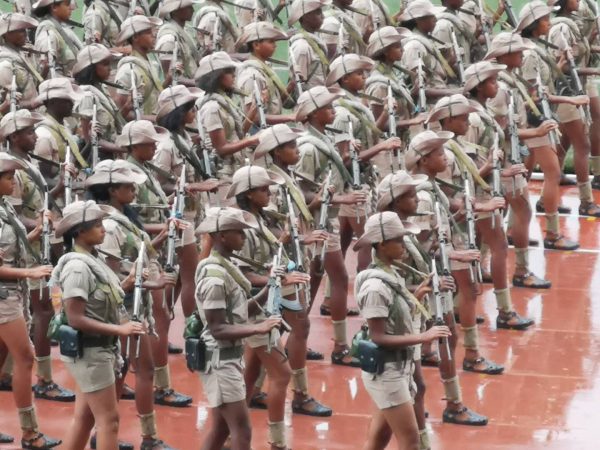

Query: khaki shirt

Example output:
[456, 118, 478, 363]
[0, 200, 27, 270]
[549, 17, 590, 66]
[289, 32, 328, 90]
[193, 2, 239, 54]
[237, 57, 283, 114]
[34, 17, 83, 77]
[522, 41, 555, 93]
[76, 84, 124, 142]
[9, 157, 45, 221]
[0, 45, 42, 104]
[34, 115, 81, 182]
[156, 20, 199, 79]
[401, 31, 447, 88]
[321, 6, 366, 55]
[352, 0, 391, 31]
[127, 156, 169, 223]
[83, 0, 122, 47]
[433, 10, 473, 65]
[410, 181, 451, 254]
[115, 52, 164, 115]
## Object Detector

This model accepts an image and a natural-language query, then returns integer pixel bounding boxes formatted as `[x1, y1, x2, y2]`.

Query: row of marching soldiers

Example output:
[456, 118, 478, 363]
[0, 0, 598, 448]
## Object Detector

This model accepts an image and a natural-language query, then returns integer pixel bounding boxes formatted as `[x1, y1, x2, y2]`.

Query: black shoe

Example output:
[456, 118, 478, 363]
[292, 396, 333, 417]
[0, 432, 14, 444]
[506, 236, 540, 247]
[154, 388, 192, 407]
[331, 348, 360, 367]
[592, 176, 600, 190]
[559, 175, 577, 186]
[320, 305, 360, 317]
[141, 438, 177, 450]
[0, 376, 12, 391]
[249, 392, 268, 410]
[462, 357, 504, 375]
[168, 342, 183, 354]
[442, 407, 488, 426]
[535, 201, 571, 214]
[306, 348, 324, 360]
[512, 272, 551, 289]
[21, 432, 61, 449]
[579, 202, 600, 217]
[496, 311, 534, 330]
[121, 383, 135, 400]
[91, 434, 134, 450]
[543, 235, 579, 251]
[33, 381, 75, 402]
[454, 313, 485, 325]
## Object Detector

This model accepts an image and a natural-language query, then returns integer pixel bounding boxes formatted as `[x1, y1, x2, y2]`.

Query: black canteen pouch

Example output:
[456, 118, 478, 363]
[58, 324, 81, 358]
[185, 337, 207, 372]
[357, 340, 385, 375]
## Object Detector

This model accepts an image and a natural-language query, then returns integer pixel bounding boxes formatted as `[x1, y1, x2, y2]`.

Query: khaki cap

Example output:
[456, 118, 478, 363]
[0, 152, 26, 173]
[288, 0, 331, 27]
[326, 54, 374, 86]
[296, 86, 345, 122]
[253, 124, 299, 161]
[0, 13, 38, 36]
[516, 1, 558, 32]
[398, 0, 445, 22]
[367, 26, 410, 58]
[55, 200, 111, 238]
[484, 32, 535, 60]
[195, 51, 240, 88]
[235, 22, 289, 51]
[36, 77, 83, 104]
[463, 61, 507, 93]
[226, 165, 284, 199]
[158, 0, 193, 18]
[156, 85, 203, 119]
[353, 211, 420, 250]
[84, 160, 148, 187]
[0, 110, 45, 139]
[426, 94, 482, 124]
[196, 206, 259, 234]
[405, 130, 454, 171]
[72, 44, 122, 77]
[376, 171, 428, 211]
[116, 15, 162, 44]
[115, 120, 169, 147]
[31, 0, 62, 12]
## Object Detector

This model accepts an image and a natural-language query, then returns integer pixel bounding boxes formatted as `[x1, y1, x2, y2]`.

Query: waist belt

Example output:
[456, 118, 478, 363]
[381, 347, 412, 364]
[81, 335, 117, 348]
[206, 345, 244, 362]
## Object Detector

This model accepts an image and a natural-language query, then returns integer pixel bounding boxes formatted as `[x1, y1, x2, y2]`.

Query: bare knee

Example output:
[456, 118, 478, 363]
[291, 316, 310, 341]
[97, 410, 119, 435]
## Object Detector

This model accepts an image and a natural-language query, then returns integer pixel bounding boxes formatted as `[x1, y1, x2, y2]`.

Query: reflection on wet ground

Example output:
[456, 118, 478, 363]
[1, 183, 600, 449]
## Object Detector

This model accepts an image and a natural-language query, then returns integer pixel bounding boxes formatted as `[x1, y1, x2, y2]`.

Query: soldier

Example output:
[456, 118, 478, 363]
[320, 0, 368, 57]
[192, 0, 240, 55]
[194, 207, 282, 450]
[433, 0, 477, 71]
[51, 200, 144, 450]
[0, 153, 61, 450]
[32, 0, 83, 77]
[82, 0, 126, 48]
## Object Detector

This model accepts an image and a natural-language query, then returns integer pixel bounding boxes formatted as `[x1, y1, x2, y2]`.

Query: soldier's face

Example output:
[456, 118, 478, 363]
[132, 143, 157, 161]
[498, 51, 523, 69]
[394, 187, 419, 216]
[446, 113, 470, 136]
[385, 43, 403, 62]
[274, 141, 299, 165]
[416, 15, 437, 33]
[3, 29, 27, 47]
[219, 69, 236, 91]
[537, 15, 551, 35]
[246, 185, 271, 208]
[79, 220, 106, 246]
[342, 70, 366, 92]
[481, 76, 499, 99]
[51, 0, 73, 21]
[301, 8, 325, 30]
[0, 171, 15, 196]
[13, 127, 38, 152]
[220, 229, 246, 251]
[423, 146, 447, 173]
[253, 39, 277, 59]
[110, 183, 137, 206]
[312, 103, 335, 125]
[379, 237, 405, 260]
[95, 59, 112, 82]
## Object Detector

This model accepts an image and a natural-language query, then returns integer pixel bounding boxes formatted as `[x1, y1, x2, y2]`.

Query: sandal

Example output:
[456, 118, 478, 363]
[21, 432, 61, 449]
[462, 357, 504, 375]
[512, 272, 551, 289]
[33, 381, 75, 402]
[292, 396, 333, 417]
[121, 383, 136, 400]
[442, 406, 488, 426]
[141, 438, 177, 450]
[579, 202, 600, 218]
[91, 434, 134, 450]
[306, 348, 324, 360]
[154, 388, 192, 407]
[249, 391, 268, 410]
[559, 175, 577, 186]
[543, 235, 579, 251]
[0, 432, 13, 444]
[592, 175, 600, 191]
[506, 236, 539, 247]
[168, 342, 183, 354]
[331, 348, 360, 367]
[536, 201, 572, 214]
[481, 271, 493, 283]
[319, 305, 360, 317]
[496, 311, 534, 330]
[420, 351, 440, 367]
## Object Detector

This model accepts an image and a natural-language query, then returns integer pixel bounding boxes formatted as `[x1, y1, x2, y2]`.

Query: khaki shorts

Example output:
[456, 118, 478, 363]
[556, 103, 583, 123]
[61, 346, 117, 393]
[325, 217, 341, 253]
[586, 78, 599, 98]
[450, 236, 471, 271]
[199, 358, 246, 408]
[176, 221, 197, 248]
[361, 362, 415, 409]
[245, 313, 281, 348]
[501, 173, 528, 195]
[524, 134, 552, 150]
[0, 290, 25, 324]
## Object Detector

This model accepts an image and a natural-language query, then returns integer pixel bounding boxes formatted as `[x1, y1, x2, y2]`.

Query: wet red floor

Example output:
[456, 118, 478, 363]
[2, 181, 600, 449]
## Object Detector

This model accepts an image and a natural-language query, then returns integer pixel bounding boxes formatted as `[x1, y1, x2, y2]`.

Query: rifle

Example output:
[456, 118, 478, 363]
[316, 165, 332, 274]
[558, 31, 592, 126]
[253, 75, 267, 129]
[463, 173, 482, 284]
[64, 145, 72, 206]
[171, 38, 179, 87]
[347, 120, 362, 222]
[127, 242, 145, 361]
[265, 243, 291, 354]
[289, 48, 304, 97]
[535, 66, 559, 149]
[369, 0, 380, 29]
[91, 100, 99, 168]
[46, 30, 56, 79]
[450, 27, 465, 86]
[478, 0, 492, 49]
[387, 81, 402, 169]
[164, 164, 186, 309]
[284, 187, 309, 307]
[337, 20, 345, 57]
[130, 63, 141, 120]
[430, 259, 452, 361]
[491, 131, 503, 230]
[507, 90, 522, 195]
[213, 14, 221, 52]
[9, 72, 16, 114]
[196, 111, 215, 179]
[503, 0, 518, 29]
[127, 0, 136, 17]
[85, 5, 95, 44]
[415, 53, 427, 113]
[40, 189, 51, 296]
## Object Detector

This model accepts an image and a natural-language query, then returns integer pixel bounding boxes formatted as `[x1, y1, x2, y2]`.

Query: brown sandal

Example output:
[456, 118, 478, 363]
[543, 235, 579, 251]
[512, 272, 551, 289]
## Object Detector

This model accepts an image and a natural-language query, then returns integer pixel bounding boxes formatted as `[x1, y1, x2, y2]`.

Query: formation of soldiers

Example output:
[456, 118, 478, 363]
[0, 0, 598, 448]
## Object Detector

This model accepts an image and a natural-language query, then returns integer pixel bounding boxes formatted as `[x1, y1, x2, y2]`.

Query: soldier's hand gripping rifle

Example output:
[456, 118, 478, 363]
[64, 145, 72, 206]
[253, 75, 267, 129]
[9, 70, 17, 114]
[289, 48, 304, 97]
[130, 64, 142, 120]
[463, 173, 483, 284]
[40, 190, 51, 296]
[535, 66, 559, 149]
[212, 14, 222, 52]
[491, 131, 503, 230]
[559, 30, 592, 126]
[430, 259, 452, 361]
[347, 120, 362, 223]
[478, 0, 492, 49]
[387, 81, 403, 169]
[450, 27, 465, 86]
[415, 53, 427, 114]
[265, 243, 291, 354]
[164, 164, 186, 309]
[507, 90, 522, 196]
[196, 111, 215, 180]
[316, 165, 332, 275]
[46, 30, 56, 79]
[284, 187, 309, 307]
[91, 100, 99, 168]
[127, 242, 145, 362]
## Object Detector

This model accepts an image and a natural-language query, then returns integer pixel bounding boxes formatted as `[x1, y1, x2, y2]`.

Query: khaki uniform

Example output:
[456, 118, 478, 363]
[56, 246, 123, 393]
[355, 260, 416, 409]
[156, 20, 200, 79]
[237, 56, 286, 115]
[352, 0, 393, 30]
[83, 0, 123, 47]
[77, 84, 126, 142]
[195, 252, 250, 407]
[289, 31, 329, 90]
[193, 1, 239, 54]
[401, 30, 450, 90]
[321, 5, 366, 55]
[235, 0, 280, 28]
[115, 51, 164, 115]
[0, 45, 43, 105]
[0, 199, 29, 324]
[34, 17, 83, 76]
[34, 114, 82, 183]
[433, 9, 475, 65]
